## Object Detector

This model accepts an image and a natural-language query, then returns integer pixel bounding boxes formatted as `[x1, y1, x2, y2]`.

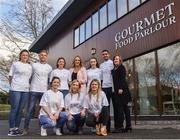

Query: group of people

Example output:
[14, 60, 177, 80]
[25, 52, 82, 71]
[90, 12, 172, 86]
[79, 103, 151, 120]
[8, 49, 132, 137]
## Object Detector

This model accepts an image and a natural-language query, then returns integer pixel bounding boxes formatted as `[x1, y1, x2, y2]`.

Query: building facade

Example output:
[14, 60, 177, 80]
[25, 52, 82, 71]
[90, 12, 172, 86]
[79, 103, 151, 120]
[30, 0, 180, 117]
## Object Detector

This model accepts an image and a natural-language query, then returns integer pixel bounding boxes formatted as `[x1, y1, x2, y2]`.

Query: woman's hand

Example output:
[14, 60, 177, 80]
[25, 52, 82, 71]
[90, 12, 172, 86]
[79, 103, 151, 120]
[67, 113, 74, 120]
[94, 112, 99, 122]
[49, 114, 57, 122]
[54, 112, 60, 119]
[118, 89, 123, 94]
[80, 110, 86, 117]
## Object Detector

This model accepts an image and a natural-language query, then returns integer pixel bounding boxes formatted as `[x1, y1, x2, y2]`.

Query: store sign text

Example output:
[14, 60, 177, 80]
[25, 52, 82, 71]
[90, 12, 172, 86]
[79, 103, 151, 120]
[115, 2, 176, 49]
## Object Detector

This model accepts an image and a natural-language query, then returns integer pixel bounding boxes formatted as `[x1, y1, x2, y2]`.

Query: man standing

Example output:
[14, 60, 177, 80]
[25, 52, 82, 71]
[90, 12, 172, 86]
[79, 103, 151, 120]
[100, 50, 114, 132]
[23, 50, 52, 135]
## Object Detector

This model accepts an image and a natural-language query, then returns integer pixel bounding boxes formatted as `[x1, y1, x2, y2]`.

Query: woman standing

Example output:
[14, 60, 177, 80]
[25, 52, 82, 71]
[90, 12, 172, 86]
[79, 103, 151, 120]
[69, 56, 87, 94]
[50, 57, 70, 97]
[39, 77, 67, 136]
[65, 80, 86, 134]
[86, 57, 102, 92]
[8, 49, 32, 136]
[85, 79, 109, 136]
[111, 55, 132, 133]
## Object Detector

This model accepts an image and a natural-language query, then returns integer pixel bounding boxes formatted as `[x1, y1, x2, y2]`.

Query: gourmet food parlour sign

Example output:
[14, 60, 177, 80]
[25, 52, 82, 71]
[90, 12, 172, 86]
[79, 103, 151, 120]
[115, 2, 176, 49]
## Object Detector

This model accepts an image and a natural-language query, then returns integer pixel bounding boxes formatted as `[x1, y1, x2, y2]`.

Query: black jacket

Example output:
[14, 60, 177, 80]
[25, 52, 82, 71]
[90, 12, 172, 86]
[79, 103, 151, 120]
[112, 64, 131, 105]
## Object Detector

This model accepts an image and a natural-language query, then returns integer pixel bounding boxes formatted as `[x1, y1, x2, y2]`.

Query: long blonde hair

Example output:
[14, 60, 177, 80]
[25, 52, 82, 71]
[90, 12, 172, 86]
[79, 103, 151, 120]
[69, 79, 81, 100]
[71, 55, 83, 68]
[88, 79, 101, 102]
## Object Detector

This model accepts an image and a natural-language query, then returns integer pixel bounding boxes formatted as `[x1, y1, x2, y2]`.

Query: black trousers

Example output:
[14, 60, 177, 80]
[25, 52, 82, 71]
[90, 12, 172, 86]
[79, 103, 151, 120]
[112, 94, 131, 129]
[86, 106, 109, 127]
[102, 87, 112, 132]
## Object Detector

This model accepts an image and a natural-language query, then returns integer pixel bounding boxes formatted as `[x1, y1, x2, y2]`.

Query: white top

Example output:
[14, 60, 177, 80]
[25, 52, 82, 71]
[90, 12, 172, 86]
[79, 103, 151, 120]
[50, 68, 70, 90]
[65, 92, 84, 115]
[30, 62, 52, 92]
[39, 89, 64, 116]
[87, 68, 102, 91]
[84, 91, 109, 114]
[9, 61, 32, 92]
[99, 59, 114, 88]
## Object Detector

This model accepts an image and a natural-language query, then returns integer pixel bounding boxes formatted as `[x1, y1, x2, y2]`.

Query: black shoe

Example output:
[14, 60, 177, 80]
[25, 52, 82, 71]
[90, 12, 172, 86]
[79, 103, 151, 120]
[77, 127, 83, 135]
[124, 127, 132, 133]
[14, 129, 22, 135]
[112, 128, 124, 133]
[8, 130, 17, 136]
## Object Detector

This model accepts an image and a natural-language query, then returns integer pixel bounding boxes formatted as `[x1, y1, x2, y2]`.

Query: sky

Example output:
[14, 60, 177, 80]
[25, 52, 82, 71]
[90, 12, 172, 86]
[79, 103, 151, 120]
[0, 0, 69, 58]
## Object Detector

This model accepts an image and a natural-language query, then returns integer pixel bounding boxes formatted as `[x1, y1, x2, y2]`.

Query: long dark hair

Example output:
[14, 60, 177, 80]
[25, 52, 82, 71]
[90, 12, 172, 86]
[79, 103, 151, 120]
[89, 57, 99, 68]
[56, 57, 66, 68]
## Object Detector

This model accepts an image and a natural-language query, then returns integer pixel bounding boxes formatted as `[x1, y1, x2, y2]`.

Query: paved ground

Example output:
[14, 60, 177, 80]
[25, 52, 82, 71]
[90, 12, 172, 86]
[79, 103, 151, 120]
[1, 119, 180, 139]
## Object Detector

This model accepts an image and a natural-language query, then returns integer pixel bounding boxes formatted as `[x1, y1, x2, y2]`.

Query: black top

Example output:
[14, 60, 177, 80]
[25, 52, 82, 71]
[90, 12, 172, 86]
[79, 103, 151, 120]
[112, 64, 131, 104]
[72, 72, 77, 81]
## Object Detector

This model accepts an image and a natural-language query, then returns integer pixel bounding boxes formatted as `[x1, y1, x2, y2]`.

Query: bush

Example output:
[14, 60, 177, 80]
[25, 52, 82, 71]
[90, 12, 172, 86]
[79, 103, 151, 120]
[0, 104, 10, 111]
[0, 93, 9, 104]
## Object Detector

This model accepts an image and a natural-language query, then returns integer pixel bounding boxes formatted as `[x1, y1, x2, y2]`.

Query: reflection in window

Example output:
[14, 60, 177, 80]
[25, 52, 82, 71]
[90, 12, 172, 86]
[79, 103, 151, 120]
[108, 0, 117, 24]
[100, 5, 107, 30]
[158, 43, 180, 115]
[135, 52, 158, 115]
[74, 27, 79, 47]
[79, 23, 85, 44]
[124, 59, 134, 115]
[128, 0, 140, 11]
[85, 17, 92, 40]
[117, 0, 127, 18]
[92, 11, 99, 35]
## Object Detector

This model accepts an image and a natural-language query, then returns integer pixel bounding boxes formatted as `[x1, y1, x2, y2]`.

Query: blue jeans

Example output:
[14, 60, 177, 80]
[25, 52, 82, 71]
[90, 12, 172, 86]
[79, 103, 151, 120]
[66, 114, 85, 132]
[9, 90, 29, 128]
[60, 90, 69, 98]
[24, 92, 43, 129]
[39, 112, 67, 129]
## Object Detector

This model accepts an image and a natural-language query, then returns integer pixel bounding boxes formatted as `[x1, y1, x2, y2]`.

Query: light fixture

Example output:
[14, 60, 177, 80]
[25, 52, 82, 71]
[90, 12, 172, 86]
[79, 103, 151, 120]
[91, 48, 96, 56]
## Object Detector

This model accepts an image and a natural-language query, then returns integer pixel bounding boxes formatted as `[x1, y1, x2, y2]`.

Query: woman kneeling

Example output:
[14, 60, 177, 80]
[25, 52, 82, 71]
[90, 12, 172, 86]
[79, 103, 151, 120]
[65, 80, 86, 134]
[85, 79, 110, 136]
[39, 77, 67, 136]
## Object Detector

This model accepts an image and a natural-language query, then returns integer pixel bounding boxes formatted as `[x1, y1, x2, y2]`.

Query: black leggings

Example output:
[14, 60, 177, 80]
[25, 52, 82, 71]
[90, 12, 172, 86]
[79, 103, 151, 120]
[86, 106, 109, 127]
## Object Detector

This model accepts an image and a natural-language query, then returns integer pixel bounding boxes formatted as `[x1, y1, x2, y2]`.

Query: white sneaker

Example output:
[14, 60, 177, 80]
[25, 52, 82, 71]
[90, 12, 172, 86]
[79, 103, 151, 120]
[41, 127, 47, 136]
[53, 128, 62, 136]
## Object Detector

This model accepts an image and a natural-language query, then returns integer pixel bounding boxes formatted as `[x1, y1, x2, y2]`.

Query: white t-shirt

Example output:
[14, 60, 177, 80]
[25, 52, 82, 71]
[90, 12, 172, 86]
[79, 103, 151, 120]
[30, 62, 52, 92]
[84, 91, 109, 114]
[9, 61, 32, 92]
[65, 92, 84, 115]
[39, 89, 64, 116]
[99, 59, 114, 88]
[87, 68, 102, 91]
[50, 68, 70, 90]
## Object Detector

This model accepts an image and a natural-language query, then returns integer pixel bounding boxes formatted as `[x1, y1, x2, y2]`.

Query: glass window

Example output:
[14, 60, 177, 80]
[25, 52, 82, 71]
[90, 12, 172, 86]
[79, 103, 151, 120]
[158, 43, 180, 115]
[85, 17, 92, 40]
[74, 27, 79, 47]
[128, 0, 140, 11]
[124, 59, 134, 115]
[117, 0, 128, 18]
[135, 52, 158, 115]
[92, 11, 99, 35]
[100, 4, 107, 30]
[108, 0, 117, 24]
[79, 23, 85, 44]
